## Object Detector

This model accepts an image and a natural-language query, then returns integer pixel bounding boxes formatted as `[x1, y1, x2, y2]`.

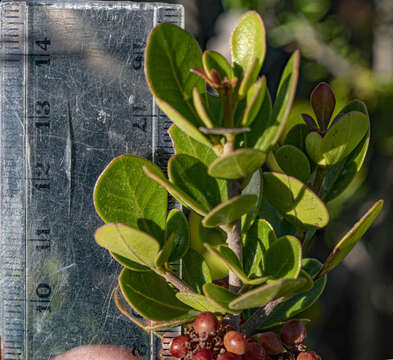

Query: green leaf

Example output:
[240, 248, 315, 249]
[169, 125, 217, 167]
[183, 248, 212, 293]
[322, 111, 369, 165]
[119, 268, 191, 321]
[155, 98, 211, 147]
[241, 77, 267, 127]
[203, 283, 241, 314]
[145, 311, 199, 331]
[94, 155, 167, 243]
[155, 233, 175, 267]
[263, 172, 330, 229]
[193, 88, 214, 128]
[176, 292, 226, 313]
[208, 149, 266, 180]
[275, 145, 311, 183]
[246, 89, 272, 149]
[238, 60, 260, 99]
[317, 200, 383, 278]
[241, 170, 264, 233]
[145, 23, 204, 128]
[169, 154, 223, 213]
[229, 280, 284, 310]
[143, 165, 207, 216]
[166, 209, 190, 262]
[203, 50, 232, 81]
[204, 244, 268, 285]
[95, 223, 160, 267]
[331, 99, 368, 125]
[231, 11, 266, 79]
[305, 131, 325, 166]
[324, 132, 369, 202]
[255, 51, 300, 152]
[111, 253, 150, 272]
[243, 219, 276, 277]
[284, 124, 310, 152]
[261, 258, 327, 328]
[202, 194, 258, 228]
[273, 274, 312, 300]
[263, 236, 302, 280]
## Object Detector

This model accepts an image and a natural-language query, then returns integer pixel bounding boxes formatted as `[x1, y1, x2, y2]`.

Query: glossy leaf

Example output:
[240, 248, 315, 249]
[145, 311, 199, 331]
[144, 165, 207, 216]
[203, 50, 232, 81]
[263, 172, 329, 229]
[231, 11, 266, 79]
[203, 283, 241, 314]
[264, 236, 302, 280]
[241, 169, 264, 233]
[243, 219, 277, 277]
[111, 253, 150, 272]
[324, 132, 369, 202]
[95, 223, 160, 267]
[317, 200, 383, 278]
[238, 59, 260, 99]
[169, 125, 218, 167]
[202, 194, 258, 228]
[241, 77, 267, 127]
[155, 233, 175, 267]
[274, 273, 312, 300]
[284, 124, 310, 152]
[166, 209, 190, 262]
[183, 248, 212, 293]
[275, 145, 311, 183]
[145, 23, 204, 127]
[208, 149, 266, 180]
[260, 259, 327, 328]
[156, 98, 211, 147]
[330, 99, 368, 127]
[310, 82, 336, 131]
[94, 155, 167, 243]
[204, 243, 268, 285]
[229, 280, 284, 310]
[169, 154, 222, 213]
[305, 131, 325, 165]
[255, 51, 300, 152]
[175, 292, 226, 313]
[193, 88, 214, 128]
[322, 111, 369, 165]
[119, 269, 191, 321]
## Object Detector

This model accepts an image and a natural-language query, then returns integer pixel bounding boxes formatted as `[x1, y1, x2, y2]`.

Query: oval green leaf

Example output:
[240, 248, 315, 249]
[231, 11, 266, 79]
[263, 172, 329, 229]
[305, 131, 325, 166]
[145, 23, 204, 128]
[176, 292, 226, 313]
[264, 235, 302, 280]
[208, 149, 266, 180]
[284, 124, 310, 152]
[95, 223, 160, 267]
[193, 88, 214, 128]
[155, 233, 175, 268]
[260, 258, 327, 328]
[166, 209, 190, 262]
[203, 283, 241, 314]
[322, 111, 369, 165]
[119, 268, 191, 321]
[145, 311, 199, 331]
[202, 194, 258, 228]
[143, 165, 207, 216]
[169, 154, 222, 213]
[275, 145, 311, 183]
[317, 200, 383, 278]
[111, 252, 150, 272]
[203, 50, 233, 81]
[94, 155, 167, 243]
[183, 248, 212, 294]
[241, 77, 267, 127]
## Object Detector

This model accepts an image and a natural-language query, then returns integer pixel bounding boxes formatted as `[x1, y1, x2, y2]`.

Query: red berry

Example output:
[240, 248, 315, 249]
[217, 352, 241, 360]
[242, 342, 266, 360]
[192, 349, 214, 360]
[246, 336, 257, 343]
[223, 330, 247, 355]
[169, 335, 189, 358]
[193, 312, 218, 336]
[280, 319, 307, 345]
[297, 351, 320, 360]
[258, 332, 283, 355]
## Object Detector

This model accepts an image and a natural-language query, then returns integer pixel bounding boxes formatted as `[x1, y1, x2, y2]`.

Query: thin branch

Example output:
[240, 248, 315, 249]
[156, 268, 196, 293]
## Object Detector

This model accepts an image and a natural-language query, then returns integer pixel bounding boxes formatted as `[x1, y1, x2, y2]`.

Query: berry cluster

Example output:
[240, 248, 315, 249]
[160, 313, 320, 360]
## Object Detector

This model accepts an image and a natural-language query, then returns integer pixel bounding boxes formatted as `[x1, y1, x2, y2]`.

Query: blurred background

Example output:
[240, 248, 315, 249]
[141, 0, 393, 359]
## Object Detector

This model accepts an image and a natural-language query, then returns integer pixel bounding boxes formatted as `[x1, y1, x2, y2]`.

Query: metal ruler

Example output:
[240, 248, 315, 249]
[0, 1, 182, 359]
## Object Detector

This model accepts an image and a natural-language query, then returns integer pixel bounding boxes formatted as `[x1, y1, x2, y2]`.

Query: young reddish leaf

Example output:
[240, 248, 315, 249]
[310, 82, 336, 131]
